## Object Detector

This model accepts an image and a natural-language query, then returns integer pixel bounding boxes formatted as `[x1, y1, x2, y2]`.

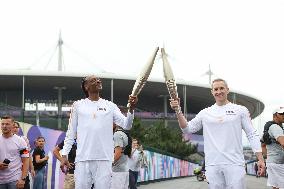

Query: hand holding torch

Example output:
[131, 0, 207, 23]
[127, 47, 159, 108]
[161, 48, 180, 113]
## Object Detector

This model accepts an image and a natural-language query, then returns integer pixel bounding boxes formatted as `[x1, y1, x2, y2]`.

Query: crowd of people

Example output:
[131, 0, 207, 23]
[0, 75, 147, 189]
[0, 115, 147, 189]
[0, 116, 51, 189]
[1, 76, 283, 189]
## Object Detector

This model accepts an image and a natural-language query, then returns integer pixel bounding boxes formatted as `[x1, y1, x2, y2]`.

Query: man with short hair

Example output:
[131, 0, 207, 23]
[128, 138, 145, 189]
[170, 78, 265, 189]
[32, 136, 48, 189]
[61, 75, 138, 189]
[12, 121, 35, 189]
[0, 115, 29, 189]
[261, 107, 284, 189]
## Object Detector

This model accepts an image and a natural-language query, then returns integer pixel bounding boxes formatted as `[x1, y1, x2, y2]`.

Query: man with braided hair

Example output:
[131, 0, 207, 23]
[61, 75, 138, 189]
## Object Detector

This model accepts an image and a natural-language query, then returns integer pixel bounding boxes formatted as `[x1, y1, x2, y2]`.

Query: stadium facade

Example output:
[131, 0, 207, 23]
[0, 70, 264, 129]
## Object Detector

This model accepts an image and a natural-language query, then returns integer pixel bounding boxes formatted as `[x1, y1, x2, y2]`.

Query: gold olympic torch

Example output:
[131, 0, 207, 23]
[161, 48, 179, 111]
[127, 47, 159, 107]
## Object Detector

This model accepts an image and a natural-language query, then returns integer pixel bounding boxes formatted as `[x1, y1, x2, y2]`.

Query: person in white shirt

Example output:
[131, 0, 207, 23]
[128, 138, 145, 189]
[0, 115, 29, 189]
[170, 78, 265, 189]
[61, 75, 138, 189]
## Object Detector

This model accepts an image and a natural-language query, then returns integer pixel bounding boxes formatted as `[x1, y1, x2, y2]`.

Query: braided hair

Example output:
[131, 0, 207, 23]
[81, 77, 89, 97]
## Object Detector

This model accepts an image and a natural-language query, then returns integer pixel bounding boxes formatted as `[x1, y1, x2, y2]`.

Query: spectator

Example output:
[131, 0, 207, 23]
[262, 107, 284, 189]
[53, 139, 77, 189]
[0, 115, 29, 189]
[110, 124, 130, 189]
[32, 136, 48, 189]
[12, 121, 35, 189]
[128, 138, 146, 189]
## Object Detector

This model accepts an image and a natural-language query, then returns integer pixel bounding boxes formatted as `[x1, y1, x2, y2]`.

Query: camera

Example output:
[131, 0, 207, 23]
[3, 159, 10, 164]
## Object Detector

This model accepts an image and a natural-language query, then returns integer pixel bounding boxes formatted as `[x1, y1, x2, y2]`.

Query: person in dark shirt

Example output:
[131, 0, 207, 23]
[54, 139, 95, 189]
[53, 140, 77, 189]
[32, 136, 48, 189]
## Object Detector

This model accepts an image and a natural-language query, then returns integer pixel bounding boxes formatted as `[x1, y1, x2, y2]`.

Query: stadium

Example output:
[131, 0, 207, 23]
[0, 62, 265, 189]
[0, 69, 264, 130]
[0, 36, 265, 154]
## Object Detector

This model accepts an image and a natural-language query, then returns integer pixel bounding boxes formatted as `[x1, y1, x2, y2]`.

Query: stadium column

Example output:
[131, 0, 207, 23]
[35, 100, 40, 126]
[183, 85, 187, 119]
[111, 79, 113, 102]
[54, 86, 66, 130]
[158, 94, 169, 127]
[232, 93, 236, 104]
[21, 75, 25, 122]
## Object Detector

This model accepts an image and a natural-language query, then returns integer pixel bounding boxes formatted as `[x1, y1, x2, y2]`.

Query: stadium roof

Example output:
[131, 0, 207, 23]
[0, 69, 264, 118]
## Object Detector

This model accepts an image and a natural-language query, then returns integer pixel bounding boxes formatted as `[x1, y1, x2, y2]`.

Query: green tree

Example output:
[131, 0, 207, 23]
[129, 117, 147, 141]
[130, 119, 197, 159]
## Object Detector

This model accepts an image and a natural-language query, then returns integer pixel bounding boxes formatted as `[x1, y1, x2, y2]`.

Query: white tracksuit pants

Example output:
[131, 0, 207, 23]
[75, 160, 112, 189]
[205, 164, 246, 189]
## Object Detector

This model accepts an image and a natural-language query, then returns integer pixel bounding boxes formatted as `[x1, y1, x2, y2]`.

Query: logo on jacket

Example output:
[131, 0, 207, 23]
[97, 107, 106, 111]
[226, 110, 236, 115]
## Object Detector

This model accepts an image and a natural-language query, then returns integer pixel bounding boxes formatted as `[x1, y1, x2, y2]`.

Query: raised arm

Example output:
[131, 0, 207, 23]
[169, 98, 188, 129]
[114, 96, 137, 131]
[170, 98, 203, 133]
[128, 95, 138, 114]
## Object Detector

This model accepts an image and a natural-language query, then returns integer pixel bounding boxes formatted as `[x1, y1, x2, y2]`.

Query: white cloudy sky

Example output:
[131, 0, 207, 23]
[0, 0, 284, 133]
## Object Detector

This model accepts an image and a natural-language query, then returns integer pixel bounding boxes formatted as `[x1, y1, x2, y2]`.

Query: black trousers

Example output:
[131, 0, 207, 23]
[24, 175, 30, 189]
[129, 170, 138, 189]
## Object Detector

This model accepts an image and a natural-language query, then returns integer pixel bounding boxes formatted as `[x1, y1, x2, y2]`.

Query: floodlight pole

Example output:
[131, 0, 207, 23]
[158, 94, 169, 127]
[22, 75, 25, 122]
[35, 100, 39, 126]
[54, 86, 66, 129]
[111, 79, 114, 102]
[205, 64, 213, 85]
[232, 93, 236, 104]
[183, 85, 187, 118]
[257, 102, 262, 135]
[58, 32, 63, 72]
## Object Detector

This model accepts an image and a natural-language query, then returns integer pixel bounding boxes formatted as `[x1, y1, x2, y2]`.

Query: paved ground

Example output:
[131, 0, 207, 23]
[138, 175, 269, 189]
